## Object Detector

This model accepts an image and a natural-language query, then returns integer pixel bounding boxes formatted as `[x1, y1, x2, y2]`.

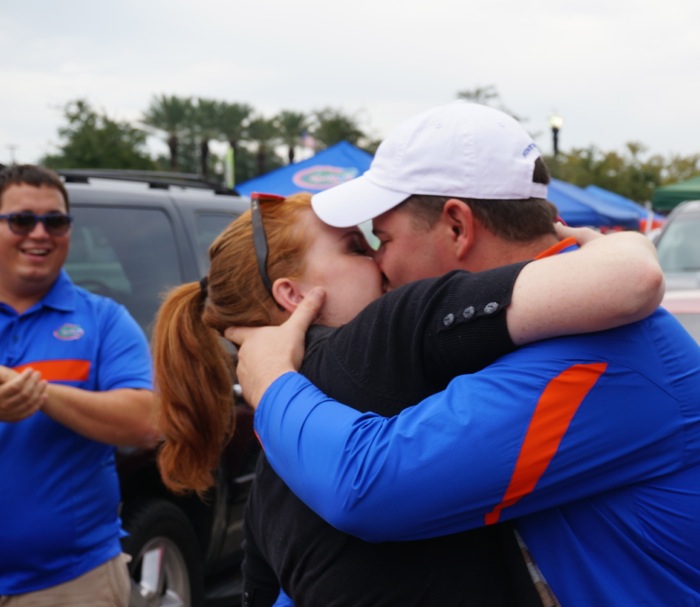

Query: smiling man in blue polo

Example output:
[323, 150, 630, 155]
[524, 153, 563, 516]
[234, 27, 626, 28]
[0, 164, 159, 607]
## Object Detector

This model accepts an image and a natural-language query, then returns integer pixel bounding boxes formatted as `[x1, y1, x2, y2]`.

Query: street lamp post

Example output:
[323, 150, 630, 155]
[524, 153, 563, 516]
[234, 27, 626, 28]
[7, 145, 17, 165]
[549, 114, 563, 157]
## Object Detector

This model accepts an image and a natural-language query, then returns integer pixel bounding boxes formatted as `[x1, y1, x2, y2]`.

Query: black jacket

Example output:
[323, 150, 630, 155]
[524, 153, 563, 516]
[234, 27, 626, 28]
[243, 264, 544, 607]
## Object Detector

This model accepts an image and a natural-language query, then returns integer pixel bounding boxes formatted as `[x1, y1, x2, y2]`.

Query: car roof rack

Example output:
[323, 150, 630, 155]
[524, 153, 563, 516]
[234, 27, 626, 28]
[57, 168, 241, 196]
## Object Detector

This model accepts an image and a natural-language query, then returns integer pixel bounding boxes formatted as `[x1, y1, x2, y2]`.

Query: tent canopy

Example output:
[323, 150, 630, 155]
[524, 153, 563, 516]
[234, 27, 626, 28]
[548, 179, 640, 229]
[236, 141, 372, 197]
[585, 185, 665, 230]
[651, 175, 700, 212]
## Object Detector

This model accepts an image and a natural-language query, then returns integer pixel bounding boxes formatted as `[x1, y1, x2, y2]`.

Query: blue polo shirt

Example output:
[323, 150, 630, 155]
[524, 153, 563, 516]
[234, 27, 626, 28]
[0, 270, 152, 594]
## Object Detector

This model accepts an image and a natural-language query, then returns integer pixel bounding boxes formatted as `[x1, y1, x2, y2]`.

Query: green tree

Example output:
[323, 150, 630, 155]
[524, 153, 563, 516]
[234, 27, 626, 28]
[218, 101, 254, 183]
[275, 110, 311, 164]
[247, 116, 282, 176]
[226, 146, 259, 187]
[312, 108, 366, 148]
[43, 99, 155, 170]
[456, 85, 500, 105]
[456, 85, 526, 123]
[544, 143, 671, 204]
[192, 97, 222, 179]
[166, 131, 201, 175]
[662, 153, 700, 184]
[141, 94, 193, 170]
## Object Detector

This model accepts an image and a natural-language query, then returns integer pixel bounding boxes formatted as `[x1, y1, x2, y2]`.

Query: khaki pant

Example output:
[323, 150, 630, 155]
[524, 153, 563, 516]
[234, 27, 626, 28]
[0, 554, 131, 607]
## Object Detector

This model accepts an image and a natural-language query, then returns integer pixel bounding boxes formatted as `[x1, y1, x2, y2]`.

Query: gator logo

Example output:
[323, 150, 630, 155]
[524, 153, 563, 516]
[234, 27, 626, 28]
[292, 165, 359, 190]
[54, 324, 85, 341]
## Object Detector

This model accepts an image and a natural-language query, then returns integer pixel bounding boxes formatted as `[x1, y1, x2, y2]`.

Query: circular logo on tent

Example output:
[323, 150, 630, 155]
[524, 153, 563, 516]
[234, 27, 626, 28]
[292, 165, 359, 191]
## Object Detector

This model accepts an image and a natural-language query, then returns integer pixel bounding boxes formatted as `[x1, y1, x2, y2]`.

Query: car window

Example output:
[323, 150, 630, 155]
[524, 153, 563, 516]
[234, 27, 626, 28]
[65, 206, 181, 336]
[194, 212, 239, 270]
[674, 313, 700, 344]
[656, 212, 700, 273]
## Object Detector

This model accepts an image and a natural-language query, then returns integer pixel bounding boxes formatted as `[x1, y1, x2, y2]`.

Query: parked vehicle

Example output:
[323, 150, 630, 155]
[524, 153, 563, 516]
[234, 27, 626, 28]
[662, 289, 700, 344]
[60, 170, 260, 607]
[655, 200, 700, 290]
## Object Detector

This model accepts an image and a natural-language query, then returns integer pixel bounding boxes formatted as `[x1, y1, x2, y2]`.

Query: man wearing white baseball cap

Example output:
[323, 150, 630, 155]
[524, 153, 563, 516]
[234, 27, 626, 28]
[229, 101, 700, 606]
[312, 101, 557, 290]
[312, 102, 546, 226]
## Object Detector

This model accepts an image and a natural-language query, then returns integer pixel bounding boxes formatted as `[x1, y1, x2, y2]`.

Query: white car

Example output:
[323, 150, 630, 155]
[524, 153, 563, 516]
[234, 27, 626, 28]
[662, 289, 700, 344]
[655, 200, 700, 291]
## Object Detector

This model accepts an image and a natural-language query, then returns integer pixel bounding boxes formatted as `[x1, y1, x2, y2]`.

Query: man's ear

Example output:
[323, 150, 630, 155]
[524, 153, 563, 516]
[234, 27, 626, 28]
[271, 278, 304, 313]
[443, 199, 476, 259]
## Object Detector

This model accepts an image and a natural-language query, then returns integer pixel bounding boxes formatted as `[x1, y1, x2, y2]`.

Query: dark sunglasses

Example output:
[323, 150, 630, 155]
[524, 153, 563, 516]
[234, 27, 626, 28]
[0, 212, 73, 236]
[250, 192, 286, 295]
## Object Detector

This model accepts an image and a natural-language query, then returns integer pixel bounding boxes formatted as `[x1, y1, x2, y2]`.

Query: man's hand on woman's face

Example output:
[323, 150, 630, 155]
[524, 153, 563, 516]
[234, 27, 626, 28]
[225, 288, 326, 409]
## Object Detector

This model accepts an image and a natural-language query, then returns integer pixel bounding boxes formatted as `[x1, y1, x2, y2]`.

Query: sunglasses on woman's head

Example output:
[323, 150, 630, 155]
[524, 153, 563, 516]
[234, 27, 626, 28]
[0, 211, 73, 236]
[250, 192, 286, 295]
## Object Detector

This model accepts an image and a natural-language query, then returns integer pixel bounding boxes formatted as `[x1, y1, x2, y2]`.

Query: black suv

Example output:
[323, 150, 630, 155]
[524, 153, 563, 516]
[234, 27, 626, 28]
[60, 170, 261, 607]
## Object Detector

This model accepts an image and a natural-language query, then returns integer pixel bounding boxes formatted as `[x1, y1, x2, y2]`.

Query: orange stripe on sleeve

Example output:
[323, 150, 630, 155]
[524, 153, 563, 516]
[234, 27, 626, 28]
[485, 362, 607, 525]
[534, 237, 578, 260]
[13, 360, 91, 382]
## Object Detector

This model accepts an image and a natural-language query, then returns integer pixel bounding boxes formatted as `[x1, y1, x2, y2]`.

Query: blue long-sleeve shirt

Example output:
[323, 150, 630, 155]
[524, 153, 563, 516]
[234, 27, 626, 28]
[255, 309, 700, 605]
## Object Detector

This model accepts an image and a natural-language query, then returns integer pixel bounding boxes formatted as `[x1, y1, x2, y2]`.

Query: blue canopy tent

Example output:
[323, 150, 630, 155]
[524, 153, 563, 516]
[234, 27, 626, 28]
[236, 141, 372, 197]
[585, 185, 665, 231]
[548, 179, 640, 229]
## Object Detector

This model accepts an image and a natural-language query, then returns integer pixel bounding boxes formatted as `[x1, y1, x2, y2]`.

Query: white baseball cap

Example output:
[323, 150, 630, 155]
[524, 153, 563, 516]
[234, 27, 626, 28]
[311, 101, 548, 227]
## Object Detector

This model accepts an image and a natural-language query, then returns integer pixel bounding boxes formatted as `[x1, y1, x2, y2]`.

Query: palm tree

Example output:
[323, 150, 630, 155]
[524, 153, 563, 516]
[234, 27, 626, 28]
[275, 110, 311, 164]
[192, 97, 221, 179]
[218, 101, 253, 159]
[312, 108, 366, 148]
[247, 116, 281, 176]
[141, 94, 193, 169]
[457, 86, 526, 123]
[218, 101, 254, 185]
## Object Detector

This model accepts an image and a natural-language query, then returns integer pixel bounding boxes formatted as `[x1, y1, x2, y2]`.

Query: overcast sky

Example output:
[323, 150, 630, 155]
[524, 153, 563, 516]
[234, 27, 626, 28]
[1, 0, 698, 166]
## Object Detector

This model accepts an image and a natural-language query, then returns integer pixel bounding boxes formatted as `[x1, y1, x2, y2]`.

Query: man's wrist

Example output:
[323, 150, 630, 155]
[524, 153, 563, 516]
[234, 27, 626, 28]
[244, 367, 296, 409]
